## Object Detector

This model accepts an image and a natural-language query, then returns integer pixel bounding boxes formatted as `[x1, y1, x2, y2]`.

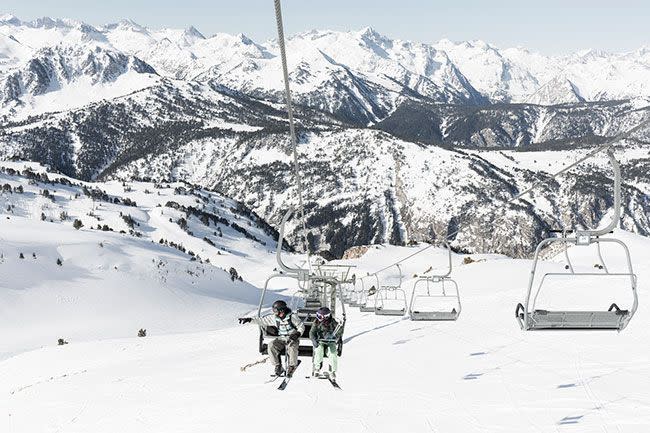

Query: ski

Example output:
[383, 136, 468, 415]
[277, 360, 301, 391]
[277, 376, 291, 390]
[265, 375, 282, 384]
[304, 372, 340, 389]
[328, 378, 341, 390]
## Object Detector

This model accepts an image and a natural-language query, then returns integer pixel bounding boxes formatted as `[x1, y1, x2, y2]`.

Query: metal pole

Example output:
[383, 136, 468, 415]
[587, 149, 621, 236]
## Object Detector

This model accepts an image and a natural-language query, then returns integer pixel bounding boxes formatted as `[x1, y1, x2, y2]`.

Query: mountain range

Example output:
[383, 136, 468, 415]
[1, 14, 649, 258]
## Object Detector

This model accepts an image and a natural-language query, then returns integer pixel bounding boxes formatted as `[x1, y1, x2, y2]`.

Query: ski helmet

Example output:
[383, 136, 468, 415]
[272, 300, 288, 314]
[316, 307, 331, 322]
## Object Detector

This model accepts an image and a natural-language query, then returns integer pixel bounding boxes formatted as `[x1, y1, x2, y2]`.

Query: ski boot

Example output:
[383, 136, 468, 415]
[274, 364, 285, 377]
[286, 365, 297, 378]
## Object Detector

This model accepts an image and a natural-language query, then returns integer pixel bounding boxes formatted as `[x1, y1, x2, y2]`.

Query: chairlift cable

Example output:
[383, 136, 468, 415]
[367, 114, 650, 277]
[274, 0, 311, 267]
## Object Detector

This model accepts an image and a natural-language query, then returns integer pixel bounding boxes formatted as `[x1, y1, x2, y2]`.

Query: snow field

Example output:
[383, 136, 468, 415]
[2, 229, 649, 432]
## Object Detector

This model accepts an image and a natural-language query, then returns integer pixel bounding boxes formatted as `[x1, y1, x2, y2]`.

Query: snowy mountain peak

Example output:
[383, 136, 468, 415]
[29, 16, 79, 29]
[0, 13, 21, 26]
[103, 19, 149, 34]
[526, 75, 584, 105]
[464, 39, 500, 54]
[575, 48, 608, 60]
[236, 33, 254, 45]
[185, 25, 205, 40]
[358, 26, 384, 40]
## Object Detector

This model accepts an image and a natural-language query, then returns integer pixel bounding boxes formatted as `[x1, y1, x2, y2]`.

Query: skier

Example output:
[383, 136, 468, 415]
[255, 300, 304, 378]
[310, 306, 343, 380]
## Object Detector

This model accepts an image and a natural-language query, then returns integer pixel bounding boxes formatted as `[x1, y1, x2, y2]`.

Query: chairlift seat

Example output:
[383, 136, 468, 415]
[524, 308, 629, 330]
[375, 306, 406, 316]
[410, 309, 459, 321]
[259, 329, 315, 356]
[297, 307, 321, 315]
[304, 300, 321, 308]
[359, 305, 375, 312]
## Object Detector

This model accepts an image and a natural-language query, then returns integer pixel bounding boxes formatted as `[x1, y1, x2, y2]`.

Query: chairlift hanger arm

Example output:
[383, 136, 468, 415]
[275, 206, 308, 277]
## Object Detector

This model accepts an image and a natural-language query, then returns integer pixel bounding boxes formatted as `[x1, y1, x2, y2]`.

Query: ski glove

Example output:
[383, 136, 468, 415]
[238, 317, 253, 324]
[289, 331, 301, 342]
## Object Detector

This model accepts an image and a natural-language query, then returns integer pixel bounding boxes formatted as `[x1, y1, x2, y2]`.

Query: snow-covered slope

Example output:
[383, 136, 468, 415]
[109, 127, 650, 259]
[2, 230, 649, 432]
[0, 16, 160, 118]
[433, 39, 552, 102]
[0, 161, 305, 358]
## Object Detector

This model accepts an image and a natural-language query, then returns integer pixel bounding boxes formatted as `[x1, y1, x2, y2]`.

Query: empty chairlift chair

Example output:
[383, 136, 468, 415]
[347, 276, 365, 307]
[409, 242, 461, 321]
[358, 277, 377, 312]
[315, 264, 356, 306]
[515, 149, 638, 331]
[341, 281, 356, 306]
[340, 278, 359, 307]
[374, 264, 408, 316]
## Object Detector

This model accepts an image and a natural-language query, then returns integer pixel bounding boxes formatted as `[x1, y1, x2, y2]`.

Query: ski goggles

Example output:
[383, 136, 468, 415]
[316, 311, 331, 321]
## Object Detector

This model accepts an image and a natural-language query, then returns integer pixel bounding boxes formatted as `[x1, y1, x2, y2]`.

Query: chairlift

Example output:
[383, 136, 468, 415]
[358, 277, 378, 312]
[315, 264, 357, 306]
[374, 264, 408, 316]
[515, 149, 638, 331]
[409, 241, 461, 321]
[344, 275, 368, 312]
[257, 207, 347, 357]
[339, 280, 355, 306]
[347, 277, 365, 307]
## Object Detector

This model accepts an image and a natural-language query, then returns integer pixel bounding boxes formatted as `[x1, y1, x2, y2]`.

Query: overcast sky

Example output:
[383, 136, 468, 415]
[3, 0, 649, 54]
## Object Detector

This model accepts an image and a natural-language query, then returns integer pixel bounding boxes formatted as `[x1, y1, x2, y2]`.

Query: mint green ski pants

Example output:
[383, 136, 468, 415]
[313, 342, 338, 372]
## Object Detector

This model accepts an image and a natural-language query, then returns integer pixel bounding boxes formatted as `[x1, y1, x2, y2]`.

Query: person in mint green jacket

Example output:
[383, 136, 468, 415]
[309, 307, 343, 380]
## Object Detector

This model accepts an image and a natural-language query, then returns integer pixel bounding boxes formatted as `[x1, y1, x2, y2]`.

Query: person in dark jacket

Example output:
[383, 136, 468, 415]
[309, 307, 343, 379]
